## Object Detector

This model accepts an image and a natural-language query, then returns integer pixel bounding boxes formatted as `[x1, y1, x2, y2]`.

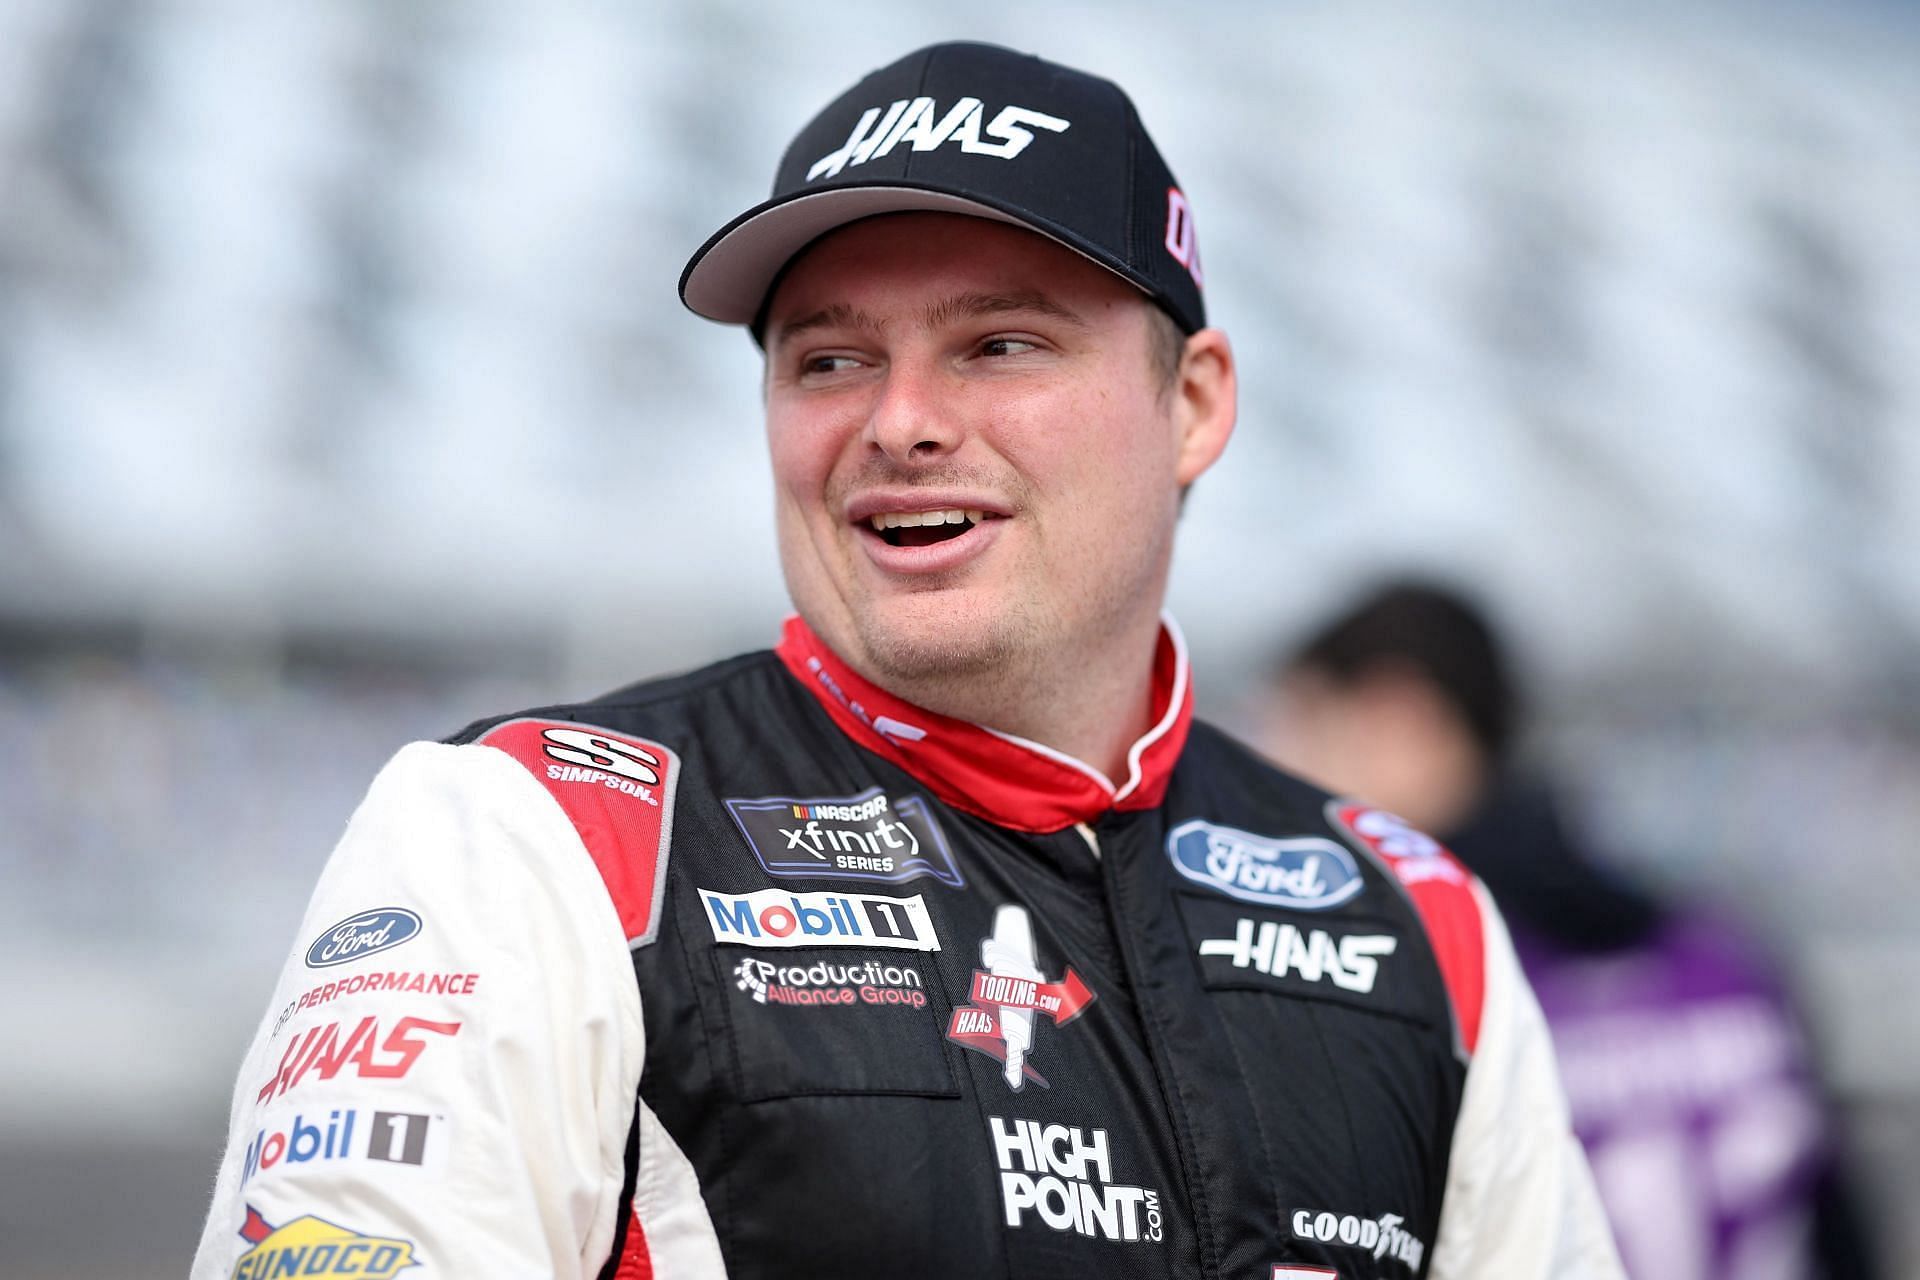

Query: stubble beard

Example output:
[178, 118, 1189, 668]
[814, 457, 1054, 699]
[792, 459, 1177, 734]
[842, 528, 1170, 736]
[852, 591, 1047, 697]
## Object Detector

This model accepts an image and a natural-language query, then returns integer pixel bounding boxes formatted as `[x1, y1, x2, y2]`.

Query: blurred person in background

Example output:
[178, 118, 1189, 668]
[189, 42, 1622, 1280]
[1258, 580, 1879, 1280]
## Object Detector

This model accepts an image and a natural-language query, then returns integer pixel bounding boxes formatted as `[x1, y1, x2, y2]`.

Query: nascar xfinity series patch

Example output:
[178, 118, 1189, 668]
[724, 786, 966, 888]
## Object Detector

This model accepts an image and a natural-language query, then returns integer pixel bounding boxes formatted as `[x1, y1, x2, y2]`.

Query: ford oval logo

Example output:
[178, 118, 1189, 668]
[1166, 821, 1364, 910]
[304, 907, 422, 968]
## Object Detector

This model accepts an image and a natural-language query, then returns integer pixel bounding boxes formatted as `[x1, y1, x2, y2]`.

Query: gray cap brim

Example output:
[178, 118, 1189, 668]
[678, 184, 1144, 326]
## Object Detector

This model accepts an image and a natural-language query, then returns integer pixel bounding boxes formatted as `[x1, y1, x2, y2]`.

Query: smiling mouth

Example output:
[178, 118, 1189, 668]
[866, 508, 995, 549]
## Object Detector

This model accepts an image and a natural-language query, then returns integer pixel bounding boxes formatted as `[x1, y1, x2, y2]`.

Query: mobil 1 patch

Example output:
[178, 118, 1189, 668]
[699, 888, 941, 952]
[725, 787, 965, 888]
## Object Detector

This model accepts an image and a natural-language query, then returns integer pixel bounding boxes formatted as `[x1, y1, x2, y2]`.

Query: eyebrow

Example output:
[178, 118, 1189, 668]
[771, 302, 875, 348]
[770, 290, 1088, 348]
[921, 290, 1088, 331]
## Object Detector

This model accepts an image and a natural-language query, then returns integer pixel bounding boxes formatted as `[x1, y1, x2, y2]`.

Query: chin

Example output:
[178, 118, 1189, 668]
[851, 595, 1042, 688]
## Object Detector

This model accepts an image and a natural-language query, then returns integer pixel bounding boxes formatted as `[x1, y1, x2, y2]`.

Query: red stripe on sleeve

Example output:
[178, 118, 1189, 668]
[1331, 804, 1486, 1055]
[479, 718, 681, 948]
[610, 1208, 654, 1280]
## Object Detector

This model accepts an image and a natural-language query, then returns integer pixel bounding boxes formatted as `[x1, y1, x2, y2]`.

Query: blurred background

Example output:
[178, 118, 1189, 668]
[1, 1, 1915, 1276]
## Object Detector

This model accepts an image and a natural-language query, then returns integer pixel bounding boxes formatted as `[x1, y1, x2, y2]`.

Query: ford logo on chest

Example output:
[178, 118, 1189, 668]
[1165, 821, 1364, 910]
[304, 907, 423, 968]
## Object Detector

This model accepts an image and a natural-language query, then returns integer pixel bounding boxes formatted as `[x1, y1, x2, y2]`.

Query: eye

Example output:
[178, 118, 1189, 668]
[979, 336, 1041, 358]
[800, 353, 862, 377]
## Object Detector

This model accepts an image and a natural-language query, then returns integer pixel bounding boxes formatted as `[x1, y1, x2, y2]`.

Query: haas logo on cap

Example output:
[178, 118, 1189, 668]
[809, 96, 1072, 180]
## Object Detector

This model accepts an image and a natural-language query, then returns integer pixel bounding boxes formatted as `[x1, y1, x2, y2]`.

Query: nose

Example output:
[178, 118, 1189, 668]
[865, 354, 961, 464]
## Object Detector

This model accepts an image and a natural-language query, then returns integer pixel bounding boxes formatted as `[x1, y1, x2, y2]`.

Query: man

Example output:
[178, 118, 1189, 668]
[193, 44, 1621, 1279]
[1262, 580, 1877, 1280]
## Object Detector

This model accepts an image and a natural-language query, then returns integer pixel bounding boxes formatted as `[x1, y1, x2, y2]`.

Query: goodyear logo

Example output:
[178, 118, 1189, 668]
[231, 1205, 417, 1279]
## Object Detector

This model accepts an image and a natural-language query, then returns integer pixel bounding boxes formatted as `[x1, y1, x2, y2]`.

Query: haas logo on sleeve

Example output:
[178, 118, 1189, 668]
[256, 1016, 461, 1106]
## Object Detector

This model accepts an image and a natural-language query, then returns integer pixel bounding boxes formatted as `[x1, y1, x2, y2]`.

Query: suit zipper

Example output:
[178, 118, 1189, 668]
[1093, 818, 1220, 1280]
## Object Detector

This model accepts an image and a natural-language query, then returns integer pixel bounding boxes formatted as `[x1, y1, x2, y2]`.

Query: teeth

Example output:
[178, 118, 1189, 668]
[867, 508, 987, 532]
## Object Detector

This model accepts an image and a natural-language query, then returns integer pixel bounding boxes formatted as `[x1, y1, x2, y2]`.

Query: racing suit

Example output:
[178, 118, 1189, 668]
[192, 618, 1621, 1279]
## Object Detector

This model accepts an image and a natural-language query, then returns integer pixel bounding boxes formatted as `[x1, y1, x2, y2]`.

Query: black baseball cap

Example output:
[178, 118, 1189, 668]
[679, 41, 1207, 335]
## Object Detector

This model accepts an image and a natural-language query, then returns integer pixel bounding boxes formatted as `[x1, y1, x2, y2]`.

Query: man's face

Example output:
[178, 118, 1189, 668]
[761, 212, 1226, 691]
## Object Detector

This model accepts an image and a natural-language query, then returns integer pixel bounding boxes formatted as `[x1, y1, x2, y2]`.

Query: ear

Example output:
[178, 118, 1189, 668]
[1171, 328, 1236, 486]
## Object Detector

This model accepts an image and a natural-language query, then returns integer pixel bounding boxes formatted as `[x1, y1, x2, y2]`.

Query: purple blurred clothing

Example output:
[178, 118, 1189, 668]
[1514, 914, 1828, 1280]
[1447, 783, 1851, 1280]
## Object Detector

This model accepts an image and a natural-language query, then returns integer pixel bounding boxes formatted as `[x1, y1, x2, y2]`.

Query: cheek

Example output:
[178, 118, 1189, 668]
[1080, 401, 1183, 515]
[1015, 377, 1146, 474]
[1002, 388, 1173, 532]
[765, 407, 841, 506]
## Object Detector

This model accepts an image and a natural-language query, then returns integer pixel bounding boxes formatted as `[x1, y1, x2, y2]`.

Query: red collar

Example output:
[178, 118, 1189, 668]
[774, 615, 1193, 834]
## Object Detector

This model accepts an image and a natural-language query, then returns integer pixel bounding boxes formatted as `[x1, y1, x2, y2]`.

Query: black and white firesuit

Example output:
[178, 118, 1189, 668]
[191, 617, 1619, 1279]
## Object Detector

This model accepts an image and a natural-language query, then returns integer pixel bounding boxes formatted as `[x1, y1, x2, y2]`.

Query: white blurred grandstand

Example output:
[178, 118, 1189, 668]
[1, 1, 1917, 1275]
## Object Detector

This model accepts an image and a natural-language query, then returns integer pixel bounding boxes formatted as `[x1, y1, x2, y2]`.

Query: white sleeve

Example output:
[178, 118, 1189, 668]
[190, 740, 646, 1279]
[1427, 880, 1625, 1280]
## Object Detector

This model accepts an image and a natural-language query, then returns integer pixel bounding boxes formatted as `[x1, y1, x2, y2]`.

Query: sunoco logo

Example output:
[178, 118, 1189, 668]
[1166, 821, 1363, 910]
[732, 956, 927, 1008]
[1292, 1207, 1426, 1270]
[989, 1116, 1163, 1244]
[229, 1205, 417, 1279]
[725, 788, 964, 888]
